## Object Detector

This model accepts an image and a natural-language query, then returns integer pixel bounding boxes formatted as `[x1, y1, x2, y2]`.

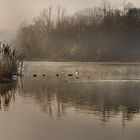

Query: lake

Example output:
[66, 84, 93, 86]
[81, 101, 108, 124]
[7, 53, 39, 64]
[0, 62, 140, 140]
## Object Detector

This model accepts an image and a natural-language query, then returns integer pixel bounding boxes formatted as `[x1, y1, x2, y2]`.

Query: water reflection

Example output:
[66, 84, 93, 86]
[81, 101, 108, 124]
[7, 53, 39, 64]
[19, 73, 140, 125]
[0, 82, 16, 111]
[1, 62, 140, 127]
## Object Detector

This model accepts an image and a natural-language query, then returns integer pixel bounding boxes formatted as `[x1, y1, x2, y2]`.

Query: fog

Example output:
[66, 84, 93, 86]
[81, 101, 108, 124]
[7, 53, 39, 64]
[0, 0, 140, 29]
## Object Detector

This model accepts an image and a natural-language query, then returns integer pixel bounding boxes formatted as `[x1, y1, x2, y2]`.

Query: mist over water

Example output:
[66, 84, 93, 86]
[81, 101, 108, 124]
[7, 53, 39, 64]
[0, 62, 140, 140]
[0, 0, 140, 139]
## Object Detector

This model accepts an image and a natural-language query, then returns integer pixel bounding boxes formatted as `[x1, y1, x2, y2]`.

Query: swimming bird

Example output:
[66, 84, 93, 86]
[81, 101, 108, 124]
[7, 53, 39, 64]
[68, 74, 73, 76]
[12, 74, 18, 80]
[33, 74, 37, 77]
[76, 71, 79, 75]
[75, 69, 79, 75]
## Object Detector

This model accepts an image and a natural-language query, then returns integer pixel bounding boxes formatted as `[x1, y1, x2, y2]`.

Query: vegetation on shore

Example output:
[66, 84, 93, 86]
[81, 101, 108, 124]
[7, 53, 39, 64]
[0, 42, 25, 83]
[14, 2, 140, 61]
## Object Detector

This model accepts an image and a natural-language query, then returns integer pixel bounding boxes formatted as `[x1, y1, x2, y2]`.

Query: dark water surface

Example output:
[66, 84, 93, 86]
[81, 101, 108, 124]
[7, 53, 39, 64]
[1, 62, 140, 140]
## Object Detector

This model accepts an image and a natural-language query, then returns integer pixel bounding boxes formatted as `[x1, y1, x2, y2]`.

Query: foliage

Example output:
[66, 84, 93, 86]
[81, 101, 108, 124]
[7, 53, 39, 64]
[0, 43, 25, 82]
[14, 3, 140, 61]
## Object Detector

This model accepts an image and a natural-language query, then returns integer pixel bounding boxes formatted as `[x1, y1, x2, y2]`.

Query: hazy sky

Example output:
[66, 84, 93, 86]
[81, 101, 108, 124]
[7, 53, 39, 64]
[0, 0, 140, 29]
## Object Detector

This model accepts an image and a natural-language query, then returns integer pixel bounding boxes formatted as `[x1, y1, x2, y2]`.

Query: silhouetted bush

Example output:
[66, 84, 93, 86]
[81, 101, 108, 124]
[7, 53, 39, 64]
[0, 43, 25, 83]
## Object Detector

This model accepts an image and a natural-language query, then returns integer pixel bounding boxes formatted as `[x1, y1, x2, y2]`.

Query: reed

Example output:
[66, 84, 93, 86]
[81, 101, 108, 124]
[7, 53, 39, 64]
[0, 42, 25, 83]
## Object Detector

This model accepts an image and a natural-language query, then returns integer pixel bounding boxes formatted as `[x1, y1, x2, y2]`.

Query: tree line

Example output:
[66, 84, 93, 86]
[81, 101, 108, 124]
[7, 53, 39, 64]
[14, 2, 140, 61]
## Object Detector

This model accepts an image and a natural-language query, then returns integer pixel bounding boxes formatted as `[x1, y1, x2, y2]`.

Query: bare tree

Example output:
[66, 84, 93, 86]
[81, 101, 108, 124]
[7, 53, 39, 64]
[56, 5, 66, 27]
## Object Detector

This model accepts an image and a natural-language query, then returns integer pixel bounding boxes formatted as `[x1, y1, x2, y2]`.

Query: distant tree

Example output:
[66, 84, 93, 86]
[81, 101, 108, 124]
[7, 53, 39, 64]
[13, 3, 140, 61]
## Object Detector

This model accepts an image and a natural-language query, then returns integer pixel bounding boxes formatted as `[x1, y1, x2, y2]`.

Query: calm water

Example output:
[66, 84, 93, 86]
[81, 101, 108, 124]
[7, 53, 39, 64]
[1, 62, 140, 140]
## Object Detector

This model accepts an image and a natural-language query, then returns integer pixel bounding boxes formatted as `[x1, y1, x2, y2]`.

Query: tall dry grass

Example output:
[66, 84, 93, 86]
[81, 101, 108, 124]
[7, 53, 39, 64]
[0, 60, 13, 83]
